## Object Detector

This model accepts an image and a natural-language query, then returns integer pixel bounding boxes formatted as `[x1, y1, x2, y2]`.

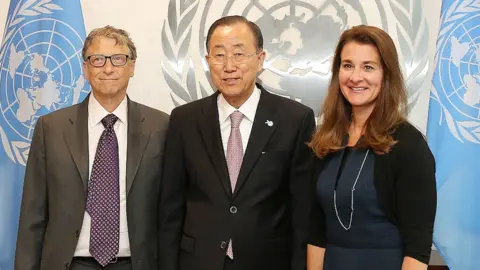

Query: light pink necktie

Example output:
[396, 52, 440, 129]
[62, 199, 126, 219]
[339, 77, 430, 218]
[226, 110, 244, 259]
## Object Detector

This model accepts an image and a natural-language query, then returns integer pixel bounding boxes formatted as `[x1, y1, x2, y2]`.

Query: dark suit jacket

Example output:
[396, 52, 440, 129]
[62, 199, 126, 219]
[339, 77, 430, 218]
[308, 122, 436, 264]
[15, 95, 169, 270]
[159, 84, 316, 270]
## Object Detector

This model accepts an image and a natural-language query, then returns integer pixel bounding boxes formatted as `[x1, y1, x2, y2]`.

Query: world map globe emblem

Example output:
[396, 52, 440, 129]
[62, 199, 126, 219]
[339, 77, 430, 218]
[437, 13, 480, 120]
[0, 18, 89, 155]
[254, 1, 349, 112]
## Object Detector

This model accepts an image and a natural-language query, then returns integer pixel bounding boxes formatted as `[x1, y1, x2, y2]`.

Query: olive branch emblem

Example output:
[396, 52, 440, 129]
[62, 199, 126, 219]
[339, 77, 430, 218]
[161, 0, 211, 107]
[390, 0, 431, 112]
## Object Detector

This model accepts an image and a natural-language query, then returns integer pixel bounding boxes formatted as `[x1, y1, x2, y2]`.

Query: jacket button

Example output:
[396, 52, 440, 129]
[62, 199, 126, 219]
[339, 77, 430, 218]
[64, 262, 70, 269]
[220, 241, 227, 249]
[229, 206, 238, 214]
[74, 230, 80, 237]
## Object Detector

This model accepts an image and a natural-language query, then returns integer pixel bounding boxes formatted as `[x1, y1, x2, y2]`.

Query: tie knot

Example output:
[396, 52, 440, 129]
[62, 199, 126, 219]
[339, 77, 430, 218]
[230, 111, 244, 128]
[101, 114, 118, 129]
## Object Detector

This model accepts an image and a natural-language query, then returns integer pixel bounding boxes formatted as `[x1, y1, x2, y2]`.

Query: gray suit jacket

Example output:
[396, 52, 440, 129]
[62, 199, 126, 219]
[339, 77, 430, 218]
[15, 95, 169, 270]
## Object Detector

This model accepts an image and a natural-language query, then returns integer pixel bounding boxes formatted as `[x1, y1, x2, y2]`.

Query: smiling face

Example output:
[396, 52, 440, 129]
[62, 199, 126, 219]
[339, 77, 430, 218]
[338, 41, 383, 114]
[206, 22, 265, 108]
[83, 36, 135, 104]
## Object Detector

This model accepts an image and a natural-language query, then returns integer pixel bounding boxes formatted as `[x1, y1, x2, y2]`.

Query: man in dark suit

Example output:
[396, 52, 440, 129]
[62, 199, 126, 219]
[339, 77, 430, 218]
[15, 26, 168, 270]
[159, 16, 315, 270]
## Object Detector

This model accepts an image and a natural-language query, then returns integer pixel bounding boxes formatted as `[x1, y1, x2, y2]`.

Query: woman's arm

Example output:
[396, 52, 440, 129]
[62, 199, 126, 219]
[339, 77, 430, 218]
[394, 124, 437, 264]
[402, 256, 428, 270]
[307, 244, 325, 270]
[306, 157, 327, 269]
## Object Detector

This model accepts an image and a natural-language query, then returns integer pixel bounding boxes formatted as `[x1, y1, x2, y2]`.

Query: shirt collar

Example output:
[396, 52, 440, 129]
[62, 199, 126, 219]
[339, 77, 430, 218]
[88, 94, 128, 128]
[217, 85, 261, 124]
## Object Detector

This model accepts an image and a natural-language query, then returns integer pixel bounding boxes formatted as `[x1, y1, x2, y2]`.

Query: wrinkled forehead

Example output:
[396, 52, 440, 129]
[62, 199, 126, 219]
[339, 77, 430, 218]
[86, 36, 130, 54]
[209, 24, 257, 51]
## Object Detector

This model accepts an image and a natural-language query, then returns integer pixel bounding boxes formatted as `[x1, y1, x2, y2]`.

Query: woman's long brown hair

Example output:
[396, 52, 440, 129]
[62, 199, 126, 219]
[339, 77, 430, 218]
[309, 25, 407, 158]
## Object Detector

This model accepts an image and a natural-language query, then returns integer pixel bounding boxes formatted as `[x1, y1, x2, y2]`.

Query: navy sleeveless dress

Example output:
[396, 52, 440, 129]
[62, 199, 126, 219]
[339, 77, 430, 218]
[316, 147, 403, 270]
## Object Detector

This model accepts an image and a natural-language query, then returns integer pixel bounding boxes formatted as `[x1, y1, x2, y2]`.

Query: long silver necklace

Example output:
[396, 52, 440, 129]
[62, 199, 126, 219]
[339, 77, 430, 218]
[333, 149, 370, 231]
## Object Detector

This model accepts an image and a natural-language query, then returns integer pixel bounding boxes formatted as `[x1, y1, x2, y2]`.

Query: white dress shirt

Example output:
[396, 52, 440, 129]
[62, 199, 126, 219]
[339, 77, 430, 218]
[218, 86, 261, 155]
[74, 94, 131, 257]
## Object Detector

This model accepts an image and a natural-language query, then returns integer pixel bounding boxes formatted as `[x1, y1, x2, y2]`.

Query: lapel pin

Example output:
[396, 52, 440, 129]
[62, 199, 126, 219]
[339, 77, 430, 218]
[265, 120, 273, 127]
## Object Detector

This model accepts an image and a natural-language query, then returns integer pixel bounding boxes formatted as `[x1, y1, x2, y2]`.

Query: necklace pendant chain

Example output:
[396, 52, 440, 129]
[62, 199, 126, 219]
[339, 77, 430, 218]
[334, 149, 370, 231]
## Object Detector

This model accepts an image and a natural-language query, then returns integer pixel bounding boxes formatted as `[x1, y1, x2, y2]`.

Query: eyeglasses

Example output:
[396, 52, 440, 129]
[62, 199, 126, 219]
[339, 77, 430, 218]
[85, 54, 130, 67]
[207, 51, 261, 65]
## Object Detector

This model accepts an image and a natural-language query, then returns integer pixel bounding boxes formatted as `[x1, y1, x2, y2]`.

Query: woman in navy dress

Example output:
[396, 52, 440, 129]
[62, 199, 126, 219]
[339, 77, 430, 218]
[306, 25, 436, 270]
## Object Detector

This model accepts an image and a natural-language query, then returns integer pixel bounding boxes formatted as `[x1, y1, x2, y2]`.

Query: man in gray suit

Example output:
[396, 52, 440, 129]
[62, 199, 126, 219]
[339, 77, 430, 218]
[15, 26, 168, 270]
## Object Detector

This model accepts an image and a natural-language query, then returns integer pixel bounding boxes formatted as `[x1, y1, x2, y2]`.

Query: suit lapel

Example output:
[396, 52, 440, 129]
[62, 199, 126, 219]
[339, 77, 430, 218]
[198, 94, 232, 197]
[64, 96, 90, 195]
[126, 99, 151, 195]
[233, 88, 279, 197]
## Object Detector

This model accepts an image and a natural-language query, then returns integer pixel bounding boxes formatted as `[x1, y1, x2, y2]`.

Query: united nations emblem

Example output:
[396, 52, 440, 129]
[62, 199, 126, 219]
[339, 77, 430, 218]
[430, 0, 480, 143]
[162, 0, 431, 114]
[0, 1, 89, 165]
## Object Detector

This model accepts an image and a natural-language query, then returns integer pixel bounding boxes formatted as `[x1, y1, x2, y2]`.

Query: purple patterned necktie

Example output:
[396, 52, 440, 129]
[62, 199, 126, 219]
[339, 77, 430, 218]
[86, 114, 120, 266]
[226, 110, 244, 259]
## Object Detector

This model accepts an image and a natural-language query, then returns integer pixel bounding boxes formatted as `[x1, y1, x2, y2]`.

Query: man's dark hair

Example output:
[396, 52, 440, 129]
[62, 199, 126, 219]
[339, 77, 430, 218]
[206, 15, 263, 53]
